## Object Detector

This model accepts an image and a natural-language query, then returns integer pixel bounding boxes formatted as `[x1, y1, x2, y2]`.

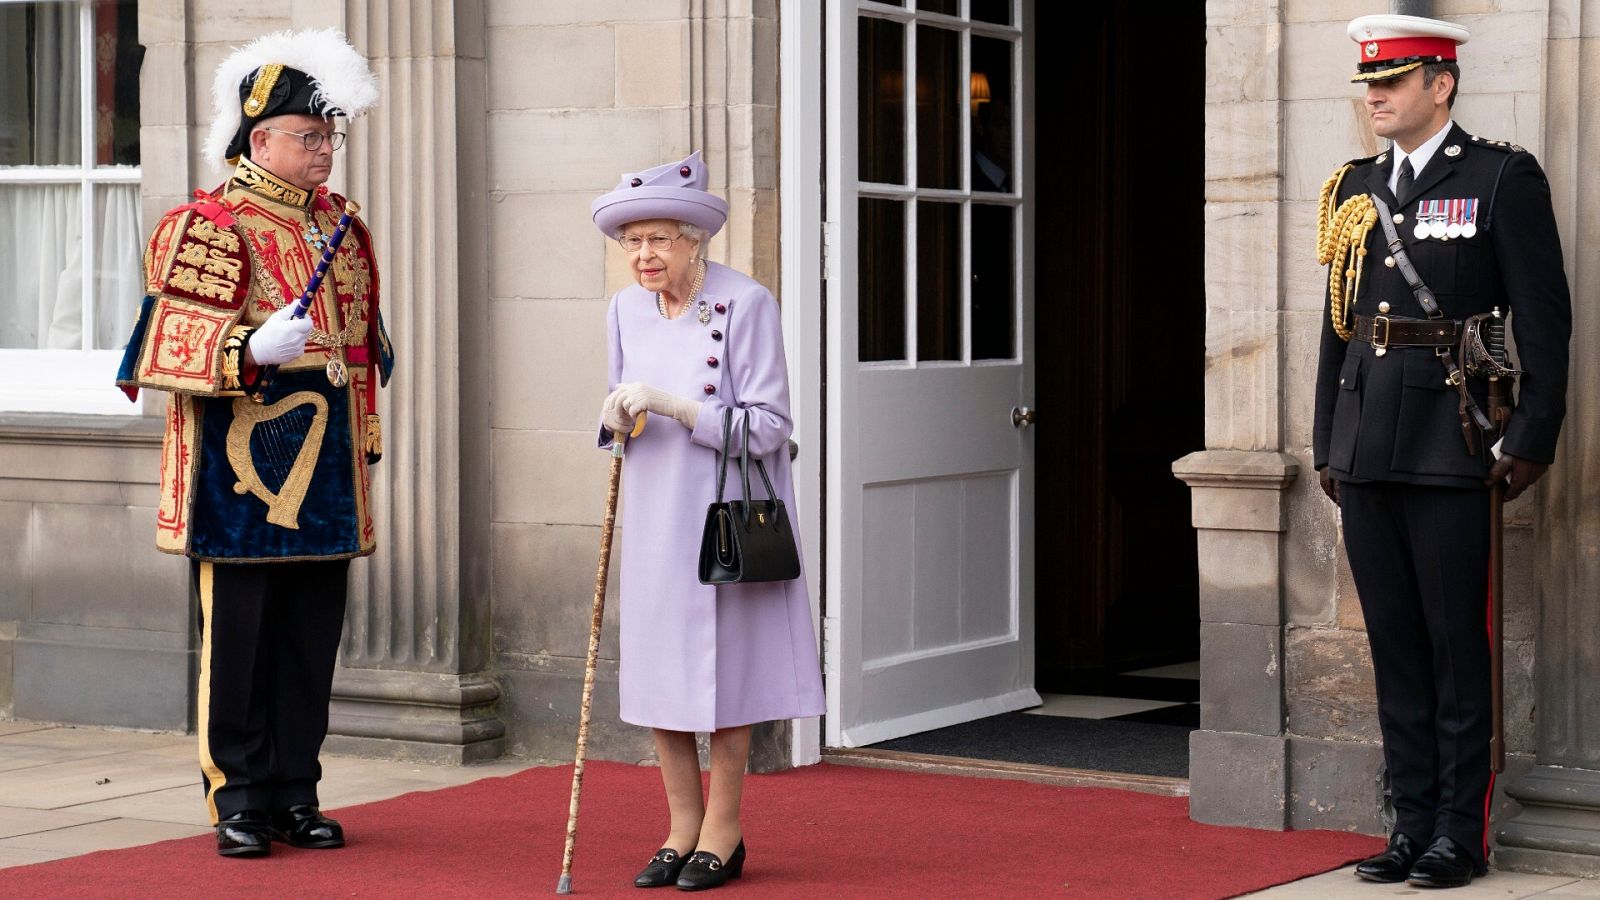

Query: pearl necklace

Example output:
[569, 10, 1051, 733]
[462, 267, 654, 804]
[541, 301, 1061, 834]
[656, 259, 709, 323]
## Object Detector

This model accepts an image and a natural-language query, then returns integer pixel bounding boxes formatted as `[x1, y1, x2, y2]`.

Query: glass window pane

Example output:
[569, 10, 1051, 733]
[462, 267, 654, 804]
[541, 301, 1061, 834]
[971, 36, 1013, 192]
[0, 184, 83, 349]
[919, 0, 958, 14]
[0, 3, 82, 166]
[858, 17, 906, 185]
[917, 200, 960, 361]
[93, 184, 143, 350]
[970, 0, 1013, 25]
[94, 0, 143, 167]
[971, 204, 1014, 359]
[915, 25, 960, 190]
[860, 198, 907, 362]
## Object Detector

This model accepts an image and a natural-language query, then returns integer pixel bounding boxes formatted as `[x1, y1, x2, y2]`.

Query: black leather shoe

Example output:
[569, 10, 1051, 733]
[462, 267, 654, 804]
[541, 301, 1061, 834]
[270, 805, 345, 849]
[676, 841, 745, 891]
[1407, 835, 1487, 888]
[1354, 832, 1425, 883]
[216, 810, 273, 858]
[635, 848, 691, 888]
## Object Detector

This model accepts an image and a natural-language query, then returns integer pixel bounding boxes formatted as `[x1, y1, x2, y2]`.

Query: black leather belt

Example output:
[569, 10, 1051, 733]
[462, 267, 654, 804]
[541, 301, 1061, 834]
[1353, 314, 1462, 349]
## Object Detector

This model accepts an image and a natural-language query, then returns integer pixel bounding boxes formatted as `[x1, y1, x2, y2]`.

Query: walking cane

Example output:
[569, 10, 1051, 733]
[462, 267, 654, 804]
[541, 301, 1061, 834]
[556, 412, 646, 895]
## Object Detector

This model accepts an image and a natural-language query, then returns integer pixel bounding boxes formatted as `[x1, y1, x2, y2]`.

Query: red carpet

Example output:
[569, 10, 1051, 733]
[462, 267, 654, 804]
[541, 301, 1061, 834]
[1, 761, 1380, 898]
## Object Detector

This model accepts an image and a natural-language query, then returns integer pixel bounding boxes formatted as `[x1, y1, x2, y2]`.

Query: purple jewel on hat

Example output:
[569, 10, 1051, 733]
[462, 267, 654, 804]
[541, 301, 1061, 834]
[591, 150, 730, 239]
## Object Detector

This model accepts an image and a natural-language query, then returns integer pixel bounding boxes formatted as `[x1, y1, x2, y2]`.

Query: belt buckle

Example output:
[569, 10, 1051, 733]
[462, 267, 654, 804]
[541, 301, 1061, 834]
[1372, 314, 1391, 357]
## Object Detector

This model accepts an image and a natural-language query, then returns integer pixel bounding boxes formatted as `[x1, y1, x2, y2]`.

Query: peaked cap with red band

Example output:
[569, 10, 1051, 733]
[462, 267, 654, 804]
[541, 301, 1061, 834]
[1348, 14, 1470, 83]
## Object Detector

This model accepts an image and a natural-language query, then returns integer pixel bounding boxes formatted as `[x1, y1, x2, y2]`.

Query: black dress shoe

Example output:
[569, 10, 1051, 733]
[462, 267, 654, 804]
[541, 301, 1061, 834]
[1407, 835, 1487, 888]
[216, 810, 273, 858]
[676, 841, 745, 891]
[1354, 832, 1424, 883]
[270, 805, 345, 849]
[635, 848, 691, 888]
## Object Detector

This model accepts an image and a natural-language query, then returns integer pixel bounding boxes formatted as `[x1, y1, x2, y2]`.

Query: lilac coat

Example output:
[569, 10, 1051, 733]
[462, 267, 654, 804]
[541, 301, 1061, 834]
[601, 262, 826, 732]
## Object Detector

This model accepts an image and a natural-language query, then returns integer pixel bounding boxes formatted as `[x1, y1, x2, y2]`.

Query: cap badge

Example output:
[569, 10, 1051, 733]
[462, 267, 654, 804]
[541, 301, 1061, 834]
[1365, 42, 1379, 59]
[1444, 144, 1462, 157]
[242, 63, 285, 117]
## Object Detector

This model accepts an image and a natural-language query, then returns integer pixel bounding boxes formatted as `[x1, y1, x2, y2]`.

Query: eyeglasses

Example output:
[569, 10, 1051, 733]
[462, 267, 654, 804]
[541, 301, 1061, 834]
[616, 233, 686, 253]
[263, 127, 347, 152]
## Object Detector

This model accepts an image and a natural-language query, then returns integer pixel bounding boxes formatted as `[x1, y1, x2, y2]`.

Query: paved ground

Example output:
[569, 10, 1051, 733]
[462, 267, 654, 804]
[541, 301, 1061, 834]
[1, 721, 1597, 898]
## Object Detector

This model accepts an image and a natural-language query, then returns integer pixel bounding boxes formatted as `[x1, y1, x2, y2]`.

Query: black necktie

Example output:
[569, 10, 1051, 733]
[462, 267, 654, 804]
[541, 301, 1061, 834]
[1395, 157, 1415, 204]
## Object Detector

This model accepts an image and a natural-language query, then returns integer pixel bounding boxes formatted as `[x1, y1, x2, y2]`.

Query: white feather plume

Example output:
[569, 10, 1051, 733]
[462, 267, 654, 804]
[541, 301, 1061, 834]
[202, 28, 380, 171]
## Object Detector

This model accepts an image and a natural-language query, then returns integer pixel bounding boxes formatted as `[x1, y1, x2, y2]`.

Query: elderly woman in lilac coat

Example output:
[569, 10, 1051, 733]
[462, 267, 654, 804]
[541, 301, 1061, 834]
[591, 152, 825, 892]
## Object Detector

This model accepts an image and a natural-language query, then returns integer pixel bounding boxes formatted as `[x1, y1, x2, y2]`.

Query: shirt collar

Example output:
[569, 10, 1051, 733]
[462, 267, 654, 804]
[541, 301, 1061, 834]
[1392, 118, 1454, 184]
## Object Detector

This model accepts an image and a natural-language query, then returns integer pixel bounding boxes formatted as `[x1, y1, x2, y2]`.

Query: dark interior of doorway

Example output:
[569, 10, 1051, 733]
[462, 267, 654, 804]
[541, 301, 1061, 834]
[869, 2, 1206, 778]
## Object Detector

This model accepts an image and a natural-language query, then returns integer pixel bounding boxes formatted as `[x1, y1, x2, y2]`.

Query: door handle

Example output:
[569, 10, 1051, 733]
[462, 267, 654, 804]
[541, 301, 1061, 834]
[1011, 406, 1036, 429]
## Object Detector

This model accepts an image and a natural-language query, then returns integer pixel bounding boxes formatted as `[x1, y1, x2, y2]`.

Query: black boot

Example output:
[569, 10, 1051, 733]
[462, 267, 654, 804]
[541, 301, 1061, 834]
[1354, 832, 1425, 883]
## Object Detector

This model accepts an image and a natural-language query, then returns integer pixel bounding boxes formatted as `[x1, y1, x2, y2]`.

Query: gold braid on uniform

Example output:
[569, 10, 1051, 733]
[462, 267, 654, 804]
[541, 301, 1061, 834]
[220, 325, 254, 393]
[1316, 164, 1377, 342]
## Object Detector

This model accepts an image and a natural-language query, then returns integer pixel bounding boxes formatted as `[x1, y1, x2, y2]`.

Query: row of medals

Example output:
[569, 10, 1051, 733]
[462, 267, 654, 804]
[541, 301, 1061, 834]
[304, 221, 350, 389]
[1412, 199, 1477, 241]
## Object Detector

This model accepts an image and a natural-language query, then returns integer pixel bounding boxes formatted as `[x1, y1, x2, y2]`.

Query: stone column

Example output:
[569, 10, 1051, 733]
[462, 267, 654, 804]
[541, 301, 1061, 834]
[1495, 4, 1600, 875]
[303, 0, 503, 763]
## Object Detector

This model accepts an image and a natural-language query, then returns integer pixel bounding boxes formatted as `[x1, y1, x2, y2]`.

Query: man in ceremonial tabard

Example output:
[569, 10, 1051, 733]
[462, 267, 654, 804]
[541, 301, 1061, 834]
[115, 29, 390, 858]
[1314, 15, 1571, 889]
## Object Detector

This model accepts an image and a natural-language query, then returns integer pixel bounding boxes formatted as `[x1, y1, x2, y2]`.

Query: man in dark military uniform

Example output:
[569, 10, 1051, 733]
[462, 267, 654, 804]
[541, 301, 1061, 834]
[1313, 14, 1571, 889]
[115, 29, 389, 858]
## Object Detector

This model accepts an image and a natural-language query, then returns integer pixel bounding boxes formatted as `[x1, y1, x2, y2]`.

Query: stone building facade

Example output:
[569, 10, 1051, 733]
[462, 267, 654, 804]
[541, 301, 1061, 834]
[3, 0, 1600, 875]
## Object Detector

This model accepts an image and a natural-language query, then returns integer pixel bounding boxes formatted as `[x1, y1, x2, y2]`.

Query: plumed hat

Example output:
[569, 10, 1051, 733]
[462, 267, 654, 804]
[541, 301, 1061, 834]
[203, 28, 380, 169]
[591, 151, 730, 239]
[1347, 14, 1470, 83]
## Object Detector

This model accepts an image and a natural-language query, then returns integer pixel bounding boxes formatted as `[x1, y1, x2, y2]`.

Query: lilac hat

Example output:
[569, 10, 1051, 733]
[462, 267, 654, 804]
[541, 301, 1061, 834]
[591, 151, 729, 239]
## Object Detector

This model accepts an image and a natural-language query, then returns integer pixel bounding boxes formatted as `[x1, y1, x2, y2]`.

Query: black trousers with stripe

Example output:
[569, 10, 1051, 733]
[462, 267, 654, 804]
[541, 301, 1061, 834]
[193, 560, 349, 824]
[1337, 480, 1493, 864]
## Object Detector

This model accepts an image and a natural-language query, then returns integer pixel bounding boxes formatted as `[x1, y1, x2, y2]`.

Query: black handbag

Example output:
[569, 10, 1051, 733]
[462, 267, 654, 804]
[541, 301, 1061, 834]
[697, 407, 801, 585]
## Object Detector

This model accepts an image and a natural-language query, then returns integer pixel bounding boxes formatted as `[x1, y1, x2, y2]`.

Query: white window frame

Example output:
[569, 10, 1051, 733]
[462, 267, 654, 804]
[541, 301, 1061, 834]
[0, 0, 143, 415]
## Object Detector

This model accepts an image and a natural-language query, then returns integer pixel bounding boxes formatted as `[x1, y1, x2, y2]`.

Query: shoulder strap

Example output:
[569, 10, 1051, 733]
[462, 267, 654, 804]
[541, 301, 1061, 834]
[1371, 195, 1442, 319]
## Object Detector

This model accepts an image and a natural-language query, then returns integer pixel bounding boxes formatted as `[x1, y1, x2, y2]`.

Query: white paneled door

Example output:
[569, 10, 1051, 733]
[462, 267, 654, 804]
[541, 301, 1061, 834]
[824, 0, 1036, 747]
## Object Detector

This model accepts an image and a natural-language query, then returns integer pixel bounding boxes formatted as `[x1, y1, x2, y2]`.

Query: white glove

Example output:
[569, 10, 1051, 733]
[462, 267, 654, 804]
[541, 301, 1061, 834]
[600, 386, 636, 435]
[612, 382, 702, 431]
[244, 303, 313, 367]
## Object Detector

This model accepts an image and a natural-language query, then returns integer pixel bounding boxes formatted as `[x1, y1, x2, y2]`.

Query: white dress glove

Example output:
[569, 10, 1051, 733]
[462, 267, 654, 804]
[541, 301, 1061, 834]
[244, 304, 313, 367]
[612, 382, 702, 431]
[600, 385, 636, 435]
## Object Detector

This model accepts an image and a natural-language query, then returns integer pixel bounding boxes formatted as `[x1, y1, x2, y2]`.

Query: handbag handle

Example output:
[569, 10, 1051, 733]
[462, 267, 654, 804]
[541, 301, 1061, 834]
[713, 407, 780, 521]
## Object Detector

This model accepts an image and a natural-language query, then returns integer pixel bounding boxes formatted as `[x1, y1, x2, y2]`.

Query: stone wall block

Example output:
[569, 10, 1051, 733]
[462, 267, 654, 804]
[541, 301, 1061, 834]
[1282, 20, 1356, 102]
[138, 43, 191, 129]
[487, 0, 689, 27]
[1281, 202, 1329, 312]
[1280, 308, 1321, 453]
[1285, 626, 1379, 741]
[488, 110, 664, 192]
[1281, 0, 1378, 24]
[1200, 622, 1284, 734]
[1207, 0, 1282, 28]
[1205, 25, 1280, 104]
[1205, 103, 1281, 203]
[187, 3, 290, 44]
[1282, 463, 1342, 626]
[0, 501, 32, 622]
[33, 504, 187, 633]
[490, 300, 610, 432]
[1333, 532, 1364, 630]
[496, 661, 656, 763]
[1284, 98, 1375, 203]
[491, 430, 614, 527]
[1453, 13, 1546, 96]
[1202, 309, 1281, 451]
[1503, 523, 1537, 643]
[1204, 201, 1279, 310]
[727, 15, 779, 107]
[13, 628, 191, 730]
[487, 26, 615, 110]
[1197, 530, 1282, 626]
[1507, 637, 1537, 755]
[1287, 736, 1386, 833]
[616, 22, 690, 109]
[1189, 730, 1288, 828]
[488, 192, 606, 300]
[490, 522, 621, 662]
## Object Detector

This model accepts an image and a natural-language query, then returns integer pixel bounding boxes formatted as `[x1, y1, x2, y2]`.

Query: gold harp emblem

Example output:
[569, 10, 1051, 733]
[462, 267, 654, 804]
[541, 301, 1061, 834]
[226, 392, 328, 529]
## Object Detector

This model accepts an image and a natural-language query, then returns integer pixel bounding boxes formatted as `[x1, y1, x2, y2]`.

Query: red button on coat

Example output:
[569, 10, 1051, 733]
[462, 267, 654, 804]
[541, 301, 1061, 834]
[711, 330, 723, 341]
[714, 303, 726, 314]
[703, 384, 715, 395]
[707, 357, 719, 368]
[629, 177, 642, 187]
[679, 166, 692, 177]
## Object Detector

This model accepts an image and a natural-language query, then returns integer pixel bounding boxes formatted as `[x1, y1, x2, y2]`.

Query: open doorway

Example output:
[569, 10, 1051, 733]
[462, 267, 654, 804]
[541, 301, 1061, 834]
[865, 1, 1205, 779]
